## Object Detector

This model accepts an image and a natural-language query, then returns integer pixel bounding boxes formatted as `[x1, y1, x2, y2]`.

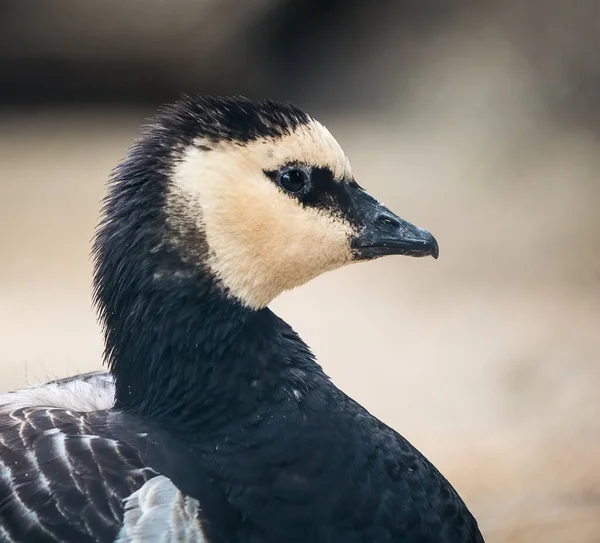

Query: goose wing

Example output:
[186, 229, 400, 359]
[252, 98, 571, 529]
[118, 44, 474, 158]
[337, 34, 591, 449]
[0, 404, 204, 542]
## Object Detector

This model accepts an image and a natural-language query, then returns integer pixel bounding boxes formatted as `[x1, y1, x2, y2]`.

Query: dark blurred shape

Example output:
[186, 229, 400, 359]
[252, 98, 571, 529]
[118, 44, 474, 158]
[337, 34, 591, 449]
[0, 0, 286, 103]
[260, 0, 464, 110]
[2, 0, 600, 132]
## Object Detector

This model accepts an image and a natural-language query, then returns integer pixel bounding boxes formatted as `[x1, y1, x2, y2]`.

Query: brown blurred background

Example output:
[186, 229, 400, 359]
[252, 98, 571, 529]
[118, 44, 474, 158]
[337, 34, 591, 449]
[1, 1, 599, 541]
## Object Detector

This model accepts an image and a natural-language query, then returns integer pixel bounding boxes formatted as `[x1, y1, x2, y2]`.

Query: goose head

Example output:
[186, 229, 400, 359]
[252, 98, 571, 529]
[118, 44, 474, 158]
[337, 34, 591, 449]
[96, 96, 438, 312]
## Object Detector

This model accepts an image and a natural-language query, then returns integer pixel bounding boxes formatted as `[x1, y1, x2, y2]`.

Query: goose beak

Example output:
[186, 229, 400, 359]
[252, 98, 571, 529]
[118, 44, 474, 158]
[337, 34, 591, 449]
[349, 186, 439, 260]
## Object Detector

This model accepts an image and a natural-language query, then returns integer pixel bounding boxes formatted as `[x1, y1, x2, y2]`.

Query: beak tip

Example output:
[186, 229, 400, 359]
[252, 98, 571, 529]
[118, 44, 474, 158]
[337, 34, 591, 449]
[416, 228, 439, 260]
[430, 237, 440, 260]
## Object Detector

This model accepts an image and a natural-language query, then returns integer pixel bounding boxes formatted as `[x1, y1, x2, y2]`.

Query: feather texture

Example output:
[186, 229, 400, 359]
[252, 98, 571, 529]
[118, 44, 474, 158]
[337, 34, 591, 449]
[116, 476, 206, 542]
[0, 404, 149, 542]
[0, 372, 114, 413]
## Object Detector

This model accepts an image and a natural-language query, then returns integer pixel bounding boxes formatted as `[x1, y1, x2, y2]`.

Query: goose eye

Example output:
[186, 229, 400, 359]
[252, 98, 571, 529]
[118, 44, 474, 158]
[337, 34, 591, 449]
[279, 169, 308, 193]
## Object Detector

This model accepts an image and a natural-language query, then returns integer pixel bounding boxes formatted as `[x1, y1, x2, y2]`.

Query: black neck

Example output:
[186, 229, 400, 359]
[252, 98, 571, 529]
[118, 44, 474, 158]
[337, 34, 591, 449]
[93, 168, 321, 436]
[92, 132, 326, 436]
[99, 257, 322, 433]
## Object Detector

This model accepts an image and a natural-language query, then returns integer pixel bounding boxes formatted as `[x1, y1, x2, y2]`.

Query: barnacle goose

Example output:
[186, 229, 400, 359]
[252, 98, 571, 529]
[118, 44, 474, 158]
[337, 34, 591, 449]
[0, 96, 484, 542]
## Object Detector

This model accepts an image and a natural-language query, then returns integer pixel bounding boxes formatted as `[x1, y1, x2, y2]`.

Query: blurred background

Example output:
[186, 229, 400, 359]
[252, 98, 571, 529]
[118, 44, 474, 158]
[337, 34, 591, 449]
[1, 1, 599, 540]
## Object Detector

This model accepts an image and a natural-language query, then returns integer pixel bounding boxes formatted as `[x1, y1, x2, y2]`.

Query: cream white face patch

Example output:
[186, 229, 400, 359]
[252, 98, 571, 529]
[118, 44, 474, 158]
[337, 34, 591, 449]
[169, 120, 356, 309]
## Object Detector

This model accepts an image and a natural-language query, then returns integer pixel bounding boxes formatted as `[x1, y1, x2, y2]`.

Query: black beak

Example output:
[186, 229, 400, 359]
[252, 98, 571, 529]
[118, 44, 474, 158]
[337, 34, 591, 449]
[349, 186, 439, 260]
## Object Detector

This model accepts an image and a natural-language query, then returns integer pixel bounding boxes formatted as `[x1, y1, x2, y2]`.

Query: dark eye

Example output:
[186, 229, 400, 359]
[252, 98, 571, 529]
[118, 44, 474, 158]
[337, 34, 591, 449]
[279, 169, 308, 193]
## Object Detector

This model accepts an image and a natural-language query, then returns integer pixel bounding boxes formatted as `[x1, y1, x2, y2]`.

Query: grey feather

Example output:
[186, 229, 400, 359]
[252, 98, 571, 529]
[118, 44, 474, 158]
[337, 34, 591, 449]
[116, 476, 207, 543]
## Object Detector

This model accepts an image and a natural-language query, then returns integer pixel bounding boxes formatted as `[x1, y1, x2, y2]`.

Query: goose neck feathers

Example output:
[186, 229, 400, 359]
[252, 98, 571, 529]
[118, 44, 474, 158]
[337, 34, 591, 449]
[91, 96, 340, 428]
[95, 216, 318, 429]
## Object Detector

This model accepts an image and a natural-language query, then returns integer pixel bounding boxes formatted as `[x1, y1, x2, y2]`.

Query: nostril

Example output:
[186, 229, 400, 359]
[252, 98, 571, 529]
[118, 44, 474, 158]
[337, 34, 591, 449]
[376, 214, 401, 229]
